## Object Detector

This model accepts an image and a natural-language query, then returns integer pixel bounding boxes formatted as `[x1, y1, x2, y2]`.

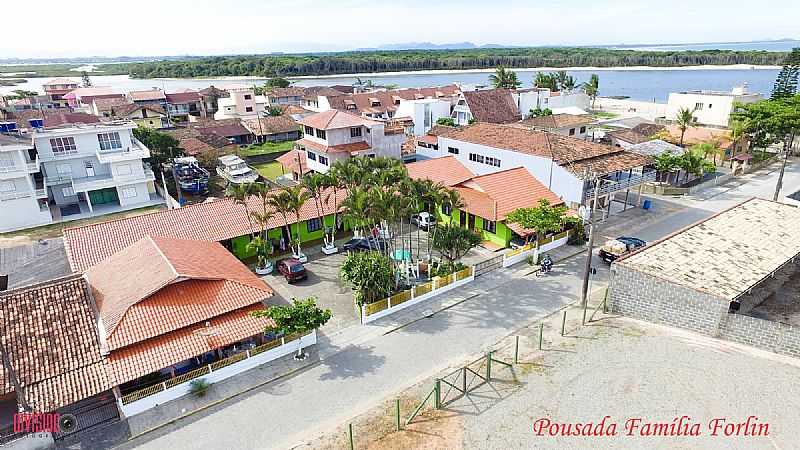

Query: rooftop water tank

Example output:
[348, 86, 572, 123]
[28, 118, 44, 129]
[0, 122, 17, 133]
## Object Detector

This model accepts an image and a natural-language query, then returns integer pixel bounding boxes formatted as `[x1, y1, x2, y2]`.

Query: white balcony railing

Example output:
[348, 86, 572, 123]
[0, 157, 40, 178]
[0, 191, 33, 201]
[39, 149, 79, 161]
[583, 170, 656, 202]
[71, 168, 155, 192]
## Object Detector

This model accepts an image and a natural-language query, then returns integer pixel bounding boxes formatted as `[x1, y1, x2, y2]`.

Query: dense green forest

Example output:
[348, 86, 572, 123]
[111, 48, 789, 79]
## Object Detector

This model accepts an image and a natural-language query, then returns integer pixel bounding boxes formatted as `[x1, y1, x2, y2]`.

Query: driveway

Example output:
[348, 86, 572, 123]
[261, 250, 359, 334]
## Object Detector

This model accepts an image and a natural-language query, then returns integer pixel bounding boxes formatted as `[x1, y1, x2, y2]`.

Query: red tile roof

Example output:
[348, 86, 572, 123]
[84, 237, 272, 352]
[64, 188, 344, 272]
[276, 149, 308, 174]
[129, 90, 166, 102]
[0, 275, 113, 412]
[242, 115, 299, 136]
[165, 91, 201, 104]
[517, 113, 592, 130]
[106, 304, 272, 385]
[406, 156, 475, 187]
[299, 109, 379, 130]
[463, 89, 521, 124]
[459, 167, 562, 221]
[112, 103, 166, 118]
[326, 85, 460, 115]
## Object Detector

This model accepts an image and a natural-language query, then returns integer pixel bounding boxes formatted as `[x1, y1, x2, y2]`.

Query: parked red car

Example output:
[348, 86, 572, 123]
[277, 259, 307, 283]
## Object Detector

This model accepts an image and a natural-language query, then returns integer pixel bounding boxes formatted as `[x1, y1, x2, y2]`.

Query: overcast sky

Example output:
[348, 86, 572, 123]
[4, 0, 799, 58]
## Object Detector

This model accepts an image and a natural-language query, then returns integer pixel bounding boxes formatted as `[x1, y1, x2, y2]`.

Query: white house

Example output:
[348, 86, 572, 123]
[0, 133, 51, 232]
[415, 122, 654, 212]
[214, 86, 268, 120]
[666, 84, 762, 128]
[35, 121, 162, 222]
[277, 110, 406, 177]
[514, 88, 590, 118]
[394, 98, 452, 136]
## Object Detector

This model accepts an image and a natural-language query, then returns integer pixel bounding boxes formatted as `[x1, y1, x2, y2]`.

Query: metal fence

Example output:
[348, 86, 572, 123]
[474, 254, 503, 277]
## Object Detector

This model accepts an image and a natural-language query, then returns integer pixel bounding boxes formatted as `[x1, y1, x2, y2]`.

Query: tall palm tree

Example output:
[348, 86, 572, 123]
[534, 72, 557, 91]
[581, 74, 599, 109]
[249, 183, 275, 272]
[285, 185, 311, 258]
[489, 66, 522, 90]
[301, 172, 331, 247]
[267, 189, 294, 254]
[226, 183, 256, 237]
[675, 107, 696, 147]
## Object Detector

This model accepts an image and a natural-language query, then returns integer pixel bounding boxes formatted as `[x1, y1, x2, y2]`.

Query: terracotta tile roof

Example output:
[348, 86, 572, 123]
[0, 275, 113, 412]
[165, 91, 201, 104]
[276, 149, 308, 174]
[42, 78, 79, 87]
[608, 129, 652, 145]
[302, 86, 346, 99]
[169, 127, 237, 155]
[242, 115, 299, 136]
[568, 151, 653, 177]
[106, 304, 273, 385]
[457, 167, 563, 221]
[630, 123, 665, 137]
[128, 90, 166, 102]
[64, 188, 344, 272]
[112, 103, 166, 118]
[267, 87, 307, 97]
[295, 138, 371, 154]
[454, 187, 496, 221]
[299, 110, 380, 130]
[439, 122, 649, 176]
[84, 237, 272, 347]
[325, 85, 460, 115]
[63, 87, 122, 100]
[92, 97, 130, 113]
[198, 86, 230, 98]
[517, 113, 592, 130]
[406, 156, 475, 187]
[462, 89, 521, 124]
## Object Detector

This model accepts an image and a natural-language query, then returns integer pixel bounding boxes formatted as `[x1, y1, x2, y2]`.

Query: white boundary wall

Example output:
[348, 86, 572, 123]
[119, 330, 317, 417]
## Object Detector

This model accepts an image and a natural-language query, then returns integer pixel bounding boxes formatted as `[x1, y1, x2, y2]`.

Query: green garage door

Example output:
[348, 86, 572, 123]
[88, 188, 119, 205]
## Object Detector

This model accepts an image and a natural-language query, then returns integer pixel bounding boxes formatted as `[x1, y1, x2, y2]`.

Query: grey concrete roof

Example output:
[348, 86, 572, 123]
[618, 198, 800, 300]
[627, 139, 684, 157]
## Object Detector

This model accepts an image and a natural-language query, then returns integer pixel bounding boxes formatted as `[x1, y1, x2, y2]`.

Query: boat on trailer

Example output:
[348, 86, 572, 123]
[216, 154, 259, 185]
[173, 156, 210, 194]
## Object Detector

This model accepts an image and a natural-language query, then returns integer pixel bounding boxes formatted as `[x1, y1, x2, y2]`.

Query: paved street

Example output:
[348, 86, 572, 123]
[122, 159, 798, 450]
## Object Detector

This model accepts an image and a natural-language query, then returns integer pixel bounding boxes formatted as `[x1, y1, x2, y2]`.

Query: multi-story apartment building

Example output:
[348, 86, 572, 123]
[42, 78, 80, 108]
[165, 91, 202, 121]
[214, 86, 267, 120]
[666, 84, 762, 128]
[277, 110, 405, 178]
[0, 120, 164, 232]
[0, 133, 51, 231]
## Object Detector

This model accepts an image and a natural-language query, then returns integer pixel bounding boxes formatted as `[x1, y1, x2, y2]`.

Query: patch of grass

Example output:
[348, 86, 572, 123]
[592, 111, 618, 119]
[238, 141, 294, 157]
[253, 161, 285, 181]
[0, 205, 164, 241]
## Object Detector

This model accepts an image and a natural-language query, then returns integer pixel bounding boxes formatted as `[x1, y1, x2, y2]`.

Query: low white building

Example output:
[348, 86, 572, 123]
[0, 133, 51, 231]
[394, 98, 452, 136]
[514, 88, 590, 118]
[666, 84, 762, 128]
[214, 86, 268, 120]
[414, 122, 654, 211]
[278, 110, 406, 177]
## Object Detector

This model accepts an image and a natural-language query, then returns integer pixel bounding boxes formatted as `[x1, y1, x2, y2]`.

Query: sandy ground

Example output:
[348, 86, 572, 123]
[306, 298, 800, 450]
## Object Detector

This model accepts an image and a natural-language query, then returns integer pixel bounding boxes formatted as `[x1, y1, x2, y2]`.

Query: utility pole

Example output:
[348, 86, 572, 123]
[580, 176, 602, 309]
[774, 132, 795, 201]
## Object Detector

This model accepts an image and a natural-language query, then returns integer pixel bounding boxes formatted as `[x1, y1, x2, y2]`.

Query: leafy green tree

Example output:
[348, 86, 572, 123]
[133, 127, 182, 170]
[251, 297, 332, 358]
[81, 71, 92, 87]
[679, 148, 714, 182]
[674, 107, 696, 147]
[431, 222, 481, 269]
[694, 141, 724, 166]
[436, 117, 456, 126]
[653, 152, 681, 181]
[340, 251, 394, 305]
[772, 48, 799, 100]
[529, 107, 553, 117]
[582, 74, 599, 108]
[226, 183, 256, 238]
[265, 76, 292, 88]
[506, 199, 569, 243]
[267, 105, 283, 116]
[489, 66, 521, 90]
[9, 89, 39, 99]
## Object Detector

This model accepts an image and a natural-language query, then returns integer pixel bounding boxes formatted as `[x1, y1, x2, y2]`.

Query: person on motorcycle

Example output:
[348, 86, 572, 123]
[541, 254, 553, 273]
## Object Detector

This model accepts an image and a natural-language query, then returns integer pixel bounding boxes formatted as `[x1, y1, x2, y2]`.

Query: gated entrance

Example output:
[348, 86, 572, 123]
[474, 254, 503, 277]
[53, 391, 120, 440]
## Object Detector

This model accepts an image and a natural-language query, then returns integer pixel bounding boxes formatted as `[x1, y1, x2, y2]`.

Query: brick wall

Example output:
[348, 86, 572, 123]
[609, 263, 729, 335]
[718, 313, 800, 359]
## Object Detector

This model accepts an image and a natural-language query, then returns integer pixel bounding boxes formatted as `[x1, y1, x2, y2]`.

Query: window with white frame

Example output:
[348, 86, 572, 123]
[569, 128, 575, 136]
[0, 181, 15, 192]
[448, 147, 459, 155]
[318, 155, 329, 166]
[307, 217, 322, 232]
[307, 151, 317, 161]
[304, 126, 314, 135]
[97, 132, 122, 151]
[315, 129, 327, 139]
[121, 187, 138, 198]
[469, 153, 484, 163]
[50, 137, 77, 154]
[485, 157, 501, 167]
[695, 102, 704, 110]
[484, 220, 497, 233]
[580, 126, 586, 134]
[56, 164, 72, 175]
[62, 186, 75, 197]
[350, 127, 362, 138]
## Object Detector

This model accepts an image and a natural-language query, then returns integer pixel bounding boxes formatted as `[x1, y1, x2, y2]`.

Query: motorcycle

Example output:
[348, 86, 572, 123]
[537, 255, 554, 276]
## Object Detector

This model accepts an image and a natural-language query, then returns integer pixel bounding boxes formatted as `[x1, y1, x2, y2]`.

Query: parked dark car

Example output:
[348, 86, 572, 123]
[277, 259, 307, 283]
[342, 237, 388, 253]
[599, 236, 647, 263]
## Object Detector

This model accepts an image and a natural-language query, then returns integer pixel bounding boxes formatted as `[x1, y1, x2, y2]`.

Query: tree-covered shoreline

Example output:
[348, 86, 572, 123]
[114, 48, 788, 79]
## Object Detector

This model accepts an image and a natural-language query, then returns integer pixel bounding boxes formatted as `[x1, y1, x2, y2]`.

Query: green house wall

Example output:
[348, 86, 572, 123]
[434, 206, 514, 248]
[231, 214, 339, 259]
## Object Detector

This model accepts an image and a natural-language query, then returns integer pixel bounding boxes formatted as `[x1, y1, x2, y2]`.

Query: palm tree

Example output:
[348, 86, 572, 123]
[489, 66, 522, 90]
[695, 141, 724, 166]
[226, 183, 256, 237]
[581, 74, 599, 109]
[728, 120, 746, 168]
[301, 172, 332, 248]
[268, 186, 310, 258]
[675, 107, 696, 147]
[553, 71, 575, 91]
[534, 72, 557, 91]
[249, 183, 275, 273]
